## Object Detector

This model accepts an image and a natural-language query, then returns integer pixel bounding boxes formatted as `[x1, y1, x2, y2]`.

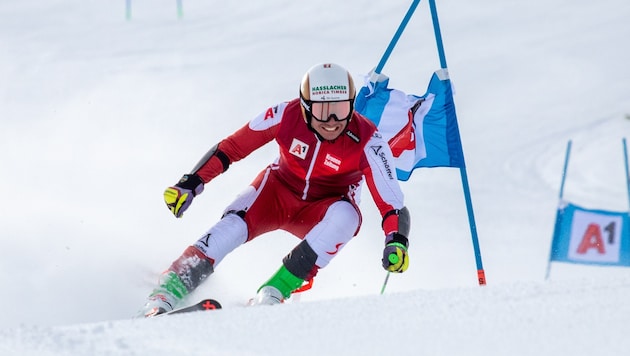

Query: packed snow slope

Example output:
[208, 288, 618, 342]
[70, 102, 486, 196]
[1, 0, 629, 355]
[3, 277, 630, 356]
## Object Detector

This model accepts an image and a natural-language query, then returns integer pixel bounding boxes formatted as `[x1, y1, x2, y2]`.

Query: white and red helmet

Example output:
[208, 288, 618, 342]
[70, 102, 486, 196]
[299, 63, 356, 124]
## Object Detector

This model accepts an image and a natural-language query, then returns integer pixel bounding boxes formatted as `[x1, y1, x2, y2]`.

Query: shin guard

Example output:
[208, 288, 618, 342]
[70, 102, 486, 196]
[260, 240, 319, 299]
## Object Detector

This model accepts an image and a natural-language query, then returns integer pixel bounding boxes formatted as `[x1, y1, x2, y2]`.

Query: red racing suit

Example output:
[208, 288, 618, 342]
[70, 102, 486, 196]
[193, 98, 405, 240]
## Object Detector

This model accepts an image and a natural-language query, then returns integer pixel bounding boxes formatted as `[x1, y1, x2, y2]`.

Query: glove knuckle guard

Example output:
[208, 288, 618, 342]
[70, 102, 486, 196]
[164, 188, 180, 203]
[382, 244, 409, 273]
[164, 187, 191, 218]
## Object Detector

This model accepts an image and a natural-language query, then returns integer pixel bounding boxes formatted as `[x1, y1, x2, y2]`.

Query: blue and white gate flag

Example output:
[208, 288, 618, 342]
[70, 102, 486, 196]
[550, 202, 630, 266]
[355, 69, 464, 181]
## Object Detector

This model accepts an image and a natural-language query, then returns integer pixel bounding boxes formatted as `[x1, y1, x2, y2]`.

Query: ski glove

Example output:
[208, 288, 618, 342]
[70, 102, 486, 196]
[382, 233, 409, 273]
[164, 174, 204, 218]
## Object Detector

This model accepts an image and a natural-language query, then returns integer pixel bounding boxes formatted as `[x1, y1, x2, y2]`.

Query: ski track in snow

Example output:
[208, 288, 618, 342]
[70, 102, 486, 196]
[503, 114, 629, 210]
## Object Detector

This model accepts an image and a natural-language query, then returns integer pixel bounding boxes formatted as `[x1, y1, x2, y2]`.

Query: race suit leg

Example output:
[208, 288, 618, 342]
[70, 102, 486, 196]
[158, 166, 278, 302]
[260, 199, 361, 298]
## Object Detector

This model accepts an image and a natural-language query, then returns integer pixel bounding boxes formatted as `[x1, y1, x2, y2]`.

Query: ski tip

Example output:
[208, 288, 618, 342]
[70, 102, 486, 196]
[165, 298, 223, 316]
[199, 299, 222, 310]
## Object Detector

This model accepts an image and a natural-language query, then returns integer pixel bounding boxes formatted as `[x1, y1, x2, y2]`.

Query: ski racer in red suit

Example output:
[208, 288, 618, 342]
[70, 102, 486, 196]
[139, 63, 411, 317]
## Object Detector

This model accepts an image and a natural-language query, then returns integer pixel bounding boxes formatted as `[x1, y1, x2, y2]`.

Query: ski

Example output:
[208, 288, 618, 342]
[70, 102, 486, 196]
[166, 299, 222, 315]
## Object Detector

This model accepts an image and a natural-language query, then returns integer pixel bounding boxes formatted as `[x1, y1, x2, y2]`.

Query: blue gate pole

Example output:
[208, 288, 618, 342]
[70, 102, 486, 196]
[545, 140, 573, 280]
[428, 0, 447, 69]
[428, 0, 486, 285]
[558, 140, 572, 201]
[373, 0, 422, 76]
[623, 138, 630, 210]
[126, 0, 132, 20]
[177, 0, 184, 19]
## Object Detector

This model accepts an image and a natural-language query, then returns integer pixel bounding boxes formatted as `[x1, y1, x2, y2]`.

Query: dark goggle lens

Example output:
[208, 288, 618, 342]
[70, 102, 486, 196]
[310, 101, 352, 122]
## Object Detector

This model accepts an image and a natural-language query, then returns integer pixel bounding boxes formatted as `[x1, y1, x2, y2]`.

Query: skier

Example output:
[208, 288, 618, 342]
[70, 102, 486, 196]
[138, 63, 411, 317]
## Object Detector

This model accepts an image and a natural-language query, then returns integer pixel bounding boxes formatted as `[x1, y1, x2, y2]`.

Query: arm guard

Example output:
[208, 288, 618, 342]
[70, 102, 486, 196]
[382, 206, 410, 238]
[190, 143, 231, 181]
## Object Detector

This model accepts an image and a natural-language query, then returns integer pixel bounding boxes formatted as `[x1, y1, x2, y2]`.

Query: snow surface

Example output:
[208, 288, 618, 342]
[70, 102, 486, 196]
[1, 0, 629, 355]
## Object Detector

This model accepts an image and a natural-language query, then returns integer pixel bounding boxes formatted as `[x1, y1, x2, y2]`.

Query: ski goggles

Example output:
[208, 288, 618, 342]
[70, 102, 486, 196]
[301, 98, 353, 122]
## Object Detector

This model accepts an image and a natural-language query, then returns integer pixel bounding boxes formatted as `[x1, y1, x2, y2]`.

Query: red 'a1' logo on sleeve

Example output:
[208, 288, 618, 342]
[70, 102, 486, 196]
[264, 107, 275, 120]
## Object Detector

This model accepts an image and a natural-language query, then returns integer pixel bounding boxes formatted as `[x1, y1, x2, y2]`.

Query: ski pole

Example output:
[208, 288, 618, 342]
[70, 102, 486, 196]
[380, 272, 391, 294]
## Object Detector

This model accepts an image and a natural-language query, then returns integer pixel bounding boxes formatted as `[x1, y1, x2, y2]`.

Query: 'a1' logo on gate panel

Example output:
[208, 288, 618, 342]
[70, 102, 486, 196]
[289, 138, 309, 160]
[568, 209, 623, 263]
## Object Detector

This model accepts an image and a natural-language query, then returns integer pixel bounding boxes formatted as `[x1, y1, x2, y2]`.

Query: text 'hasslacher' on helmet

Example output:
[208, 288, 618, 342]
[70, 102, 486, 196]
[299, 63, 356, 124]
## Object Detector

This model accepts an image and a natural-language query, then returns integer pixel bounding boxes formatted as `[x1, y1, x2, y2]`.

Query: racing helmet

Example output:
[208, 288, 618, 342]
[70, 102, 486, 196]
[299, 63, 356, 124]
